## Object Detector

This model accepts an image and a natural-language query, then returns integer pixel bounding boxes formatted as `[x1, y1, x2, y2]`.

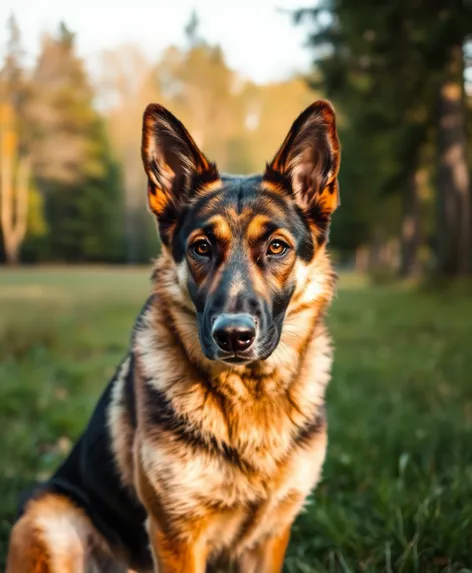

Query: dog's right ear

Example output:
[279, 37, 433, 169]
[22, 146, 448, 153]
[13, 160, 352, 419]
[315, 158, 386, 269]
[141, 104, 219, 243]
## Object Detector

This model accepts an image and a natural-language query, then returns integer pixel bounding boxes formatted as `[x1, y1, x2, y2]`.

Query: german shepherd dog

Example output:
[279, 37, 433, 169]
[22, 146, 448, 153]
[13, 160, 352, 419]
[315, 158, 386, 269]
[6, 99, 340, 573]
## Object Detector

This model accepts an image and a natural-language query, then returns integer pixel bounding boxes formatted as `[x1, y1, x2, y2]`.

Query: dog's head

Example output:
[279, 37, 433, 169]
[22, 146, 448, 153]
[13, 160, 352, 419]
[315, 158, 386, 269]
[141, 101, 340, 365]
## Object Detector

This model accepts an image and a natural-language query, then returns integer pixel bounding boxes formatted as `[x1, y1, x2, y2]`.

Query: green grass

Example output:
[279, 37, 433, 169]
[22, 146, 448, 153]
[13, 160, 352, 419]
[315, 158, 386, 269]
[1, 268, 471, 572]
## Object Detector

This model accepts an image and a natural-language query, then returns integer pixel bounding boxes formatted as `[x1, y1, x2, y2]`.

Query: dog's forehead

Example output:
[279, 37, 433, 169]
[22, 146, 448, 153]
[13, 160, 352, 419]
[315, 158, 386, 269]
[172, 173, 315, 262]
[185, 174, 298, 237]
[205, 174, 263, 220]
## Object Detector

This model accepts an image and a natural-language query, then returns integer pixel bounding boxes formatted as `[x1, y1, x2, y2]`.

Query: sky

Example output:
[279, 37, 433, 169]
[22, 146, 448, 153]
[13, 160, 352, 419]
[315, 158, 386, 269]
[0, 0, 315, 84]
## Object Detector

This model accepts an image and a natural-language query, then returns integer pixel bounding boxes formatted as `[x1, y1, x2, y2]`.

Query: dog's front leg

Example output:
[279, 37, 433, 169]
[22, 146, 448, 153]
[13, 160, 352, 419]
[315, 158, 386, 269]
[134, 447, 208, 573]
[233, 526, 291, 573]
[147, 517, 207, 573]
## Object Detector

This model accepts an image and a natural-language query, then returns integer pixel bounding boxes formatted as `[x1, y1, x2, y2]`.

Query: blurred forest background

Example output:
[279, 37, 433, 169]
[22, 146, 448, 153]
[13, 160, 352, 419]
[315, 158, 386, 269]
[1, 4, 472, 570]
[0, 11, 317, 266]
[1, 2, 470, 277]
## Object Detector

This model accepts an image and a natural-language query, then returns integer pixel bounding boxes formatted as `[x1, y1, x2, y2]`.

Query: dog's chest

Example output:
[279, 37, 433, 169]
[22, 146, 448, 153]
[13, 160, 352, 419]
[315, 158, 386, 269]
[140, 423, 326, 552]
[134, 314, 332, 551]
[206, 441, 326, 552]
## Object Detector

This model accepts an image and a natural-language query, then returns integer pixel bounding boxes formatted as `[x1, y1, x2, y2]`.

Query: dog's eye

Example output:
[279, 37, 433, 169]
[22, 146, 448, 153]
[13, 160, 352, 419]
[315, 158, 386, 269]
[192, 240, 212, 258]
[267, 240, 289, 257]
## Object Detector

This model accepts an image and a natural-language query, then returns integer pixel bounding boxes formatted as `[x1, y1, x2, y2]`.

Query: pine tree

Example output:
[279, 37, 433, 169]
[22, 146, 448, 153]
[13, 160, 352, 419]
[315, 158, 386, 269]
[26, 22, 124, 261]
[296, 0, 472, 276]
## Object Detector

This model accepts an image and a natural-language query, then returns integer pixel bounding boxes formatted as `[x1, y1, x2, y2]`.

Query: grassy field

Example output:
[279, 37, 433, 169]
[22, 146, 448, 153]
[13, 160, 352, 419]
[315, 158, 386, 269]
[0, 267, 471, 572]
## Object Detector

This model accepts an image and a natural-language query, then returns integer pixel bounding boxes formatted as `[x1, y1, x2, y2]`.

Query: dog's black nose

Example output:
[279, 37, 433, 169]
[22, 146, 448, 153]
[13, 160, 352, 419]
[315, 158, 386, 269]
[212, 314, 256, 353]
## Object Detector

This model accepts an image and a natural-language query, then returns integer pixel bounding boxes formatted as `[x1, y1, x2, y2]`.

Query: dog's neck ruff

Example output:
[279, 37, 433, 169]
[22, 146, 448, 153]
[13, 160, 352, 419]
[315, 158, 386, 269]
[130, 251, 335, 473]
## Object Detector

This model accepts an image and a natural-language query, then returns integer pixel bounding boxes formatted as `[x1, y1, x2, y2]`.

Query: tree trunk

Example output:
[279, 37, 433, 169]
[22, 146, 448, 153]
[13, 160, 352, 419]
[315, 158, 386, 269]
[4, 241, 20, 264]
[436, 43, 471, 276]
[355, 246, 369, 273]
[1, 107, 30, 265]
[400, 169, 421, 277]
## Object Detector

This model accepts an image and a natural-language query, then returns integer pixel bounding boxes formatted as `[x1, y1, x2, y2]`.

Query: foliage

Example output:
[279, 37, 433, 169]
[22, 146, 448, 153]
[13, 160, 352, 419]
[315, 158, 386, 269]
[295, 0, 472, 276]
[1, 7, 471, 273]
[24, 23, 125, 262]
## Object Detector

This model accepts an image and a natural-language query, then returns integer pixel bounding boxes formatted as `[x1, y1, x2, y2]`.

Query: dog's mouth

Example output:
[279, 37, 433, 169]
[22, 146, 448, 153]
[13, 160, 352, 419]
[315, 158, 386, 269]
[199, 339, 262, 365]
[205, 333, 281, 365]
[218, 353, 254, 365]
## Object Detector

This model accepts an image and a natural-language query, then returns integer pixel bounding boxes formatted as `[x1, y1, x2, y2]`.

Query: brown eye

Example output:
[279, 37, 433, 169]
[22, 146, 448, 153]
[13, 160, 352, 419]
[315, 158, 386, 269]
[267, 239, 289, 257]
[192, 239, 211, 258]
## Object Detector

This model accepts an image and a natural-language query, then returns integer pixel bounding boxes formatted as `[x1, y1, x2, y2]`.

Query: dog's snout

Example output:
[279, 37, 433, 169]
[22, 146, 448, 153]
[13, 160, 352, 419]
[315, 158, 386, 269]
[212, 314, 256, 353]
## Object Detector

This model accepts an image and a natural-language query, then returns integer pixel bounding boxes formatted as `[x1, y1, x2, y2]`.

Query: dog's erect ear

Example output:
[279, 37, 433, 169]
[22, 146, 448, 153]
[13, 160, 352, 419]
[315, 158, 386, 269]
[141, 104, 219, 239]
[264, 100, 341, 230]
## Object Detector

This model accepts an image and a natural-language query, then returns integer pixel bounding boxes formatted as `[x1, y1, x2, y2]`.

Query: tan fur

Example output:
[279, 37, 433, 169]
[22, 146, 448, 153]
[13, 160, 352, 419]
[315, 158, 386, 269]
[128, 242, 334, 570]
[234, 526, 291, 573]
[6, 494, 129, 573]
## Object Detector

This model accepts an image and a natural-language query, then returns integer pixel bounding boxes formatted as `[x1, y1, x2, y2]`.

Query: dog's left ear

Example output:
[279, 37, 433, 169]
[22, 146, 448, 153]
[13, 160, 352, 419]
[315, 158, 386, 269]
[141, 104, 219, 241]
[265, 100, 341, 226]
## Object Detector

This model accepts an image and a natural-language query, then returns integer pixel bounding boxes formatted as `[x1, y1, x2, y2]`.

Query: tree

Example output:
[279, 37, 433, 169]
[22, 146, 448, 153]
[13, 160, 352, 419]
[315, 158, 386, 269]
[295, 0, 472, 276]
[0, 14, 26, 119]
[184, 10, 201, 48]
[0, 103, 29, 264]
[96, 44, 159, 263]
[0, 15, 32, 264]
[26, 22, 124, 262]
[436, 42, 471, 275]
